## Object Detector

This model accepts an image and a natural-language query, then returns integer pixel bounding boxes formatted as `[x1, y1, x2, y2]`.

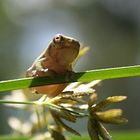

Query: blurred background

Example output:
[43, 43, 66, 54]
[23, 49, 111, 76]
[0, 0, 140, 135]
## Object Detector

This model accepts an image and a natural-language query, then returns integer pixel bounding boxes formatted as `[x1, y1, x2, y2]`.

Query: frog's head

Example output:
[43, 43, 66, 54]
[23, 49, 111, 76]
[49, 34, 80, 66]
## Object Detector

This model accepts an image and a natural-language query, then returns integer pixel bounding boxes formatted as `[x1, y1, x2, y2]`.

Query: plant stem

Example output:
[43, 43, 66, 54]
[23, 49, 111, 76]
[0, 65, 140, 92]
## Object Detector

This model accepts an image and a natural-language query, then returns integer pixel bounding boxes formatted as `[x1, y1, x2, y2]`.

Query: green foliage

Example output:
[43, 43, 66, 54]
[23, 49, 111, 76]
[0, 65, 140, 92]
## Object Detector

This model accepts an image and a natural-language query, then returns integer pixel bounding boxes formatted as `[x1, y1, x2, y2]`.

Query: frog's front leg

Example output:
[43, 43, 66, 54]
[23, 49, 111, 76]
[26, 57, 49, 77]
[26, 67, 36, 77]
[26, 67, 57, 78]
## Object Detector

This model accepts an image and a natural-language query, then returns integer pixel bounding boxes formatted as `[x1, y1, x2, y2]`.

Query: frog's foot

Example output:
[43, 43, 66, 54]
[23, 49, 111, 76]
[26, 69, 37, 77]
[39, 69, 57, 78]
[26, 68, 57, 78]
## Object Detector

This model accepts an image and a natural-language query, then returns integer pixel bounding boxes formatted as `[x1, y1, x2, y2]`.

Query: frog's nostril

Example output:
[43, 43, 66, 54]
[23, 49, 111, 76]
[55, 36, 60, 40]
[53, 34, 62, 43]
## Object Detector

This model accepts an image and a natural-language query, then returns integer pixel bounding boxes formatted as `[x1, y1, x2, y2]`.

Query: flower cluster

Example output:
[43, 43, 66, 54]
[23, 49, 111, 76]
[5, 80, 127, 140]
[88, 94, 127, 140]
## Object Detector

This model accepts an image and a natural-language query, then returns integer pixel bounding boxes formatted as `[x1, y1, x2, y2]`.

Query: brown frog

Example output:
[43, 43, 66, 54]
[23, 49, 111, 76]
[26, 34, 80, 97]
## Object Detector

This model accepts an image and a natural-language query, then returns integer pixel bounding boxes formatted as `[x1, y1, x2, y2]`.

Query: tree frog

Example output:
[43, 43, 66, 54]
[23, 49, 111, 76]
[26, 34, 80, 97]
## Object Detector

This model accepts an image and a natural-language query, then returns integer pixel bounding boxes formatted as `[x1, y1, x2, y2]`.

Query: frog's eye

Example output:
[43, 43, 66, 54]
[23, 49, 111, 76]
[53, 34, 62, 43]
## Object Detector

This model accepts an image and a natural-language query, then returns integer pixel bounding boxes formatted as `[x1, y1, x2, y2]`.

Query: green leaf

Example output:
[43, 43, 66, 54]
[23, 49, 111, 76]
[0, 65, 140, 92]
